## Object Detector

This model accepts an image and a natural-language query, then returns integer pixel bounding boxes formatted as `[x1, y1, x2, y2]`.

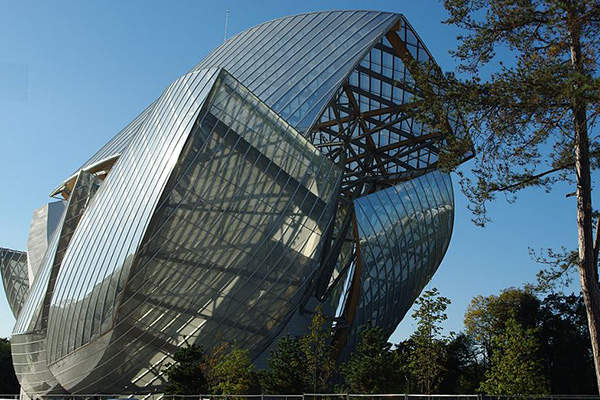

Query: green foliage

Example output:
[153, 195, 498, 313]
[260, 335, 306, 394]
[428, 0, 600, 223]
[458, 289, 595, 394]
[409, 288, 451, 394]
[209, 345, 259, 395]
[538, 293, 596, 393]
[340, 326, 403, 393]
[439, 333, 483, 394]
[464, 288, 540, 366]
[479, 318, 549, 395]
[299, 306, 335, 393]
[393, 339, 416, 392]
[162, 291, 593, 395]
[0, 338, 19, 394]
[164, 344, 208, 394]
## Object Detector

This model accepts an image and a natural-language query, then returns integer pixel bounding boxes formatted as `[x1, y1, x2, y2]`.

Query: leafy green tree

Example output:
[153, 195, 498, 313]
[539, 293, 596, 393]
[0, 338, 19, 394]
[164, 344, 208, 394]
[260, 335, 306, 394]
[464, 288, 539, 366]
[479, 318, 548, 395]
[209, 345, 259, 395]
[409, 288, 451, 394]
[425, 0, 600, 390]
[460, 288, 596, 393]
[393, 338, 417, 393]
[340, 326, 403, 393]
[439, 333, 483, 394]
[299, 306, 334, 393]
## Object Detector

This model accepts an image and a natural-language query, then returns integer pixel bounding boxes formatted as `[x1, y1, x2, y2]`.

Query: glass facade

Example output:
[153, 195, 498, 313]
[0, 248, 29, 317]
[348, 170, 454, 351]
[1, 10, 471, 397]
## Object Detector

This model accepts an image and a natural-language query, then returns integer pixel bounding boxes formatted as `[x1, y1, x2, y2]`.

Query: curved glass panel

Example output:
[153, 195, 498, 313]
[26, 201, 66, 283]
[350, 170, 453, 344]
[0, 248, 28, 317]
[44, 70, 341, 393]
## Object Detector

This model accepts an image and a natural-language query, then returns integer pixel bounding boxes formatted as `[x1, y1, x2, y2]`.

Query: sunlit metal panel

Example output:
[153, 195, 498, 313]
[46, 68, 221, 369]
[11, 171, 101, 396]
[65, 11, 399, 182]
[26, 202, 66, 284]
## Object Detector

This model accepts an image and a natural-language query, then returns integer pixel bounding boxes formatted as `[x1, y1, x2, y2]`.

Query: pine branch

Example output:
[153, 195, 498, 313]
[493, 165, 570, 192]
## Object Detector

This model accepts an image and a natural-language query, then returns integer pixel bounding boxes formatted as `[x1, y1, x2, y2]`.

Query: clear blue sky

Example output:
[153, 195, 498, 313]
[0, 0, 579, 340]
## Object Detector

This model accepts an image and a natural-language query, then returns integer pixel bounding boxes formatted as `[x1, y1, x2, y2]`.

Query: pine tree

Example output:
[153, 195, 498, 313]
[260, 335, 306, 394]
[421, 0, 600, 391]
[164, 344, 208, 394]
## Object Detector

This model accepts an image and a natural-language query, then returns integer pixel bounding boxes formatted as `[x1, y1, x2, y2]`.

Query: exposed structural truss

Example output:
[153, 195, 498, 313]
[310, 19, 472, 196]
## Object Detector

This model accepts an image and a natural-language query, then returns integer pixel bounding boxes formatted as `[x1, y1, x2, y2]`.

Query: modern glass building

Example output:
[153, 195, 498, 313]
[1, 10, 471, 397]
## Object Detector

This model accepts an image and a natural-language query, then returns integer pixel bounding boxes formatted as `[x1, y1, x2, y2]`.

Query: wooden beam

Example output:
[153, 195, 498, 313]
[343, 86, 389, 178]
[345, 132, 441, 163]
[313, 101, 422, 130]
[332, 210, 364, 359]
[385, 30, 453, 135]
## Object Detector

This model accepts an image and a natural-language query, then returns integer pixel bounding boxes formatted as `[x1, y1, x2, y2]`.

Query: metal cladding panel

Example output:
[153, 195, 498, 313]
[69, 11, 399, 176]
[45, 70, 341, 393]
[351, 170, 453, 340]
[11, 172, 101, 397]
[46, 68, 220, 366]
[192, 11, 399, 132]
[26, 202, 66, 284]
[76, 101, 156, 173]
[0, 248, 29, 317]
[10, 332, 65, 396]
[14, 171, 101, 335]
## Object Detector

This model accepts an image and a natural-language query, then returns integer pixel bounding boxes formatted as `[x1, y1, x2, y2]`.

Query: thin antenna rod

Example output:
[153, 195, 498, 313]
[224, 10, 230, 42]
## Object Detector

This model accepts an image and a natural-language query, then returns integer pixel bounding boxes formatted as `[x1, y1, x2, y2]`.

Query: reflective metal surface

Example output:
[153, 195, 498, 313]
[0, 11, 471, 397]
[11, 171, 102, 396]
[26, 202, 66, 284]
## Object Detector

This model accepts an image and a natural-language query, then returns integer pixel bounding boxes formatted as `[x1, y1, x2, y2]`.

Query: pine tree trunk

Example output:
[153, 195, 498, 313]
[570, 8, 600, 393]
[574, 100, 600, 394]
